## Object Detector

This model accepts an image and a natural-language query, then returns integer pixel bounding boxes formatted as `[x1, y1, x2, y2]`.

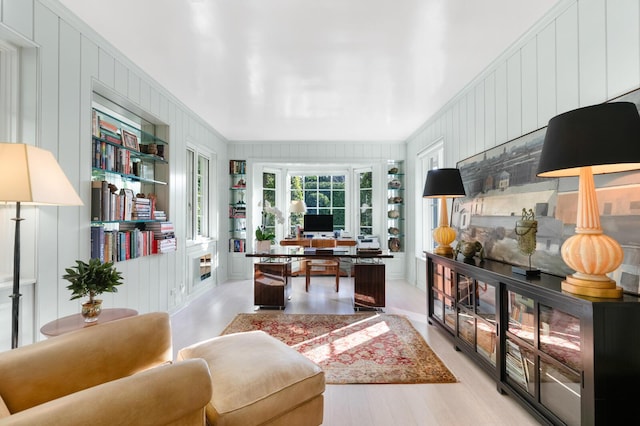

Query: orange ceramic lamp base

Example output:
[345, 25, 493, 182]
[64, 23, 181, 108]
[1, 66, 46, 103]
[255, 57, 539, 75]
[433, 196, 456, 256]
[559, 167, 623, 299]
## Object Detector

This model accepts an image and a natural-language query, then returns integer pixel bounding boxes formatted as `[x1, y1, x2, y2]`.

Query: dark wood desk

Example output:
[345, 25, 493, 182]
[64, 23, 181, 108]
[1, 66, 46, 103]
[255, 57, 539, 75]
[247, 250, 391, 310]
[280, 238, 357, 247]
[40, 308, 138, 337]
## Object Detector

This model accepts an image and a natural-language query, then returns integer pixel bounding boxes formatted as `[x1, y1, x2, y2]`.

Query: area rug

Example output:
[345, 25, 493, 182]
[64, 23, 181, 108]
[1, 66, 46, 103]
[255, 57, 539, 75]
[221, 313, 457, 384]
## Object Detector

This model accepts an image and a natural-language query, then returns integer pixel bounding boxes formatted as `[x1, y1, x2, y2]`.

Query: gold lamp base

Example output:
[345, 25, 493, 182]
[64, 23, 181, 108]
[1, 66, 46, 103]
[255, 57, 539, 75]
[434, 245, 454, 256]
[561, 275, 623, 299]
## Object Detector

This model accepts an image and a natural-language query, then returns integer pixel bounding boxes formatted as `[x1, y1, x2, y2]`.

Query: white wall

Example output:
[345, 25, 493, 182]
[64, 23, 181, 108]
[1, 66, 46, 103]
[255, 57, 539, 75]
[406, 0, 640, 288]
[0, 0, 229, 348]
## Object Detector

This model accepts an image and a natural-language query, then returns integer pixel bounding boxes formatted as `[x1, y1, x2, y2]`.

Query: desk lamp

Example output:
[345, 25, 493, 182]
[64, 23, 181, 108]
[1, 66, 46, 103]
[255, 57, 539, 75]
[423, 168, 466, 255]
[290, 200, 307, 238]
[0, 143, 83, 348]
[537, 102, 640, 298]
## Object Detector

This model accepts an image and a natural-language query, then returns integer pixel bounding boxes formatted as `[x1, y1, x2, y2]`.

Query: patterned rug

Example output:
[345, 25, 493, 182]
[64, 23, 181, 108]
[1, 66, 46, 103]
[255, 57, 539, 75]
[221, 312, 457, 384]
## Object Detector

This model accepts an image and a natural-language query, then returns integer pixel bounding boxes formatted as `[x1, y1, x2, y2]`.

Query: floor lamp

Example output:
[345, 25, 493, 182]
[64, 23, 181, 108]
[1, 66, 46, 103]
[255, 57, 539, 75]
[537, 102, 640, 298]
[0, 143, 83, 348]
[423, 168, 466, 256]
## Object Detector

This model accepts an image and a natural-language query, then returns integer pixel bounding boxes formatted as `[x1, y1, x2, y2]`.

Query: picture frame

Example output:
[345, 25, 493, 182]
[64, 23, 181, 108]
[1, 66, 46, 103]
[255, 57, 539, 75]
[121, 129, 139, 151]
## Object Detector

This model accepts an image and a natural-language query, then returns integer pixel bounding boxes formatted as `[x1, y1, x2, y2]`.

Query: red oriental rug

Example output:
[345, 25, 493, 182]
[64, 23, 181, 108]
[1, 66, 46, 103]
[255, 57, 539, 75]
[221, 313, 457, 384]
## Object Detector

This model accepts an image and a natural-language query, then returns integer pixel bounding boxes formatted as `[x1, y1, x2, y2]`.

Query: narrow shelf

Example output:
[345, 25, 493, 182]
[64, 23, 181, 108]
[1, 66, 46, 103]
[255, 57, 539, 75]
[92, 167, 167, 185]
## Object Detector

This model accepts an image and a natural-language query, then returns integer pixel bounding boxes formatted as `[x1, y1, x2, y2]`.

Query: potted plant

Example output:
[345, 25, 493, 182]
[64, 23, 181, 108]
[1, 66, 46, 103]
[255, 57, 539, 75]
[63, 258, 124, 322]
[255, 227, 275, 253]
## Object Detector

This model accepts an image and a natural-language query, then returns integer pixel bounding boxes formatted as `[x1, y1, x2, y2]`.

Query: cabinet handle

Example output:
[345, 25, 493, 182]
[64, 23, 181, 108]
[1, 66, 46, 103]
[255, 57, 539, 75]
[495, 323, 500, 337]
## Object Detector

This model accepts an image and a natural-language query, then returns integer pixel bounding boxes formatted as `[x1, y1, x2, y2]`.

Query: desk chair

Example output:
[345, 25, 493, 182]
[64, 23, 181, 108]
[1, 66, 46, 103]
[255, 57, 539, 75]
[305, 239, 340, 292]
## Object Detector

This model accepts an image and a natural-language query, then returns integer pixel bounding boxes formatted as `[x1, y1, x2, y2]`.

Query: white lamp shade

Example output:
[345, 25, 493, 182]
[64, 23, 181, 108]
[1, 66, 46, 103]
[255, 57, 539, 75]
[290, 200, 307, 213]
[0, 143, 83, 205]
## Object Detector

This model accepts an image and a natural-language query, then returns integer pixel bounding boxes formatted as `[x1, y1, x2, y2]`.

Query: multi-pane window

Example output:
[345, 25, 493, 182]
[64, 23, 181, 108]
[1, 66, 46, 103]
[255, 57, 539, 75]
[261, 172, 277, 237]
[187, 147, 213, 240]
[290, 174, 346, 231]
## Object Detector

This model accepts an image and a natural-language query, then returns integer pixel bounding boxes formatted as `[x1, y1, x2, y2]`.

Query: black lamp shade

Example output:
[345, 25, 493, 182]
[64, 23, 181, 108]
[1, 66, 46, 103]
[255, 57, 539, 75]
[423, 168, 466, 198]
[537, 102, 640, 177]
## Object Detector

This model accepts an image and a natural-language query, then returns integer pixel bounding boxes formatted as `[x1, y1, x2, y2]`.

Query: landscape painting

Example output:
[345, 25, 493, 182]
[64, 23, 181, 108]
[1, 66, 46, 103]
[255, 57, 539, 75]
[451, 88, 640, 294]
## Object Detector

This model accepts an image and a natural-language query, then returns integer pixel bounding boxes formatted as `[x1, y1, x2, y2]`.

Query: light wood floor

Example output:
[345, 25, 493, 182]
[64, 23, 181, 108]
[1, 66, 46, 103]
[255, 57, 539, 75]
[170, 276, 541, 426]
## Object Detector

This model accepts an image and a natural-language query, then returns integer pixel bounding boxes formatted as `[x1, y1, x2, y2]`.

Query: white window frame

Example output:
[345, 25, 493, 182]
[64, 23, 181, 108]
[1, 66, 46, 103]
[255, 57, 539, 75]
[186, 144, 215, 242]
[417, 140, 444, 258]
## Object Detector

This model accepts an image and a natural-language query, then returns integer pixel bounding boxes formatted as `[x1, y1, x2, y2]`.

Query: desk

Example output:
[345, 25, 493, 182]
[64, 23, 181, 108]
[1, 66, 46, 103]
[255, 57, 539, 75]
[40, 308, 138, 337]
[254, 262, 291, 309]
[247, 249, 391, 310]
[280, 238, 357, 247]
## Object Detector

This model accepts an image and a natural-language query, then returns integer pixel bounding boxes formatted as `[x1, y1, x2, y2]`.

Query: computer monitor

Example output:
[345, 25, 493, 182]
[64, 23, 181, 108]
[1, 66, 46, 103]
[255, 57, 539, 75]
[303, 214, 333, 235]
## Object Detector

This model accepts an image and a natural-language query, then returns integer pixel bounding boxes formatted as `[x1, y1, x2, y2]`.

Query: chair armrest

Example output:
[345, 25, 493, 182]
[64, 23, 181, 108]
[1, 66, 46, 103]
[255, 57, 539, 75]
[1, 359, 212, 426]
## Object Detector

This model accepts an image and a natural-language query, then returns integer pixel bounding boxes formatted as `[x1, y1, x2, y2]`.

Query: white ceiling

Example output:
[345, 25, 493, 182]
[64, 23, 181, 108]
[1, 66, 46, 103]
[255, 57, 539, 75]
[59, 0, 559, 142]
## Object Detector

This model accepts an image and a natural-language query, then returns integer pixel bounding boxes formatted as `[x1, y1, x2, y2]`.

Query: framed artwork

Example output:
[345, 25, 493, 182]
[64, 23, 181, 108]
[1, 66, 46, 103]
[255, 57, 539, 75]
[451, 87, 640, 295]
[121, 129, 139, 151]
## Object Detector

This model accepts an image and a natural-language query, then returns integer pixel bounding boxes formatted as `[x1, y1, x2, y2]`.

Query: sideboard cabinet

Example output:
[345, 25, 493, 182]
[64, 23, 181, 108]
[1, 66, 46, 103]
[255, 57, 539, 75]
[426, 252, 640, 425]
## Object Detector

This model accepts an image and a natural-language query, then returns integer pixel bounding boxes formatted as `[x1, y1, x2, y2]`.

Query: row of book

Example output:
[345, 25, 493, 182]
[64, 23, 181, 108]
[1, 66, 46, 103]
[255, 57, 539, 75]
[91, 222, 177, 262]
[229, 160, 246, 175]
[229, 238, 246, 253]
[92, 139, 137, 175]
[91, 180, 158, 222]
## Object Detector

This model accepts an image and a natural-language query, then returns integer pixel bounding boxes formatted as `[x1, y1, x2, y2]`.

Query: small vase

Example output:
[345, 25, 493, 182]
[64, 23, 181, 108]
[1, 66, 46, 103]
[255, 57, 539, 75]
[81, 299, 103, 323]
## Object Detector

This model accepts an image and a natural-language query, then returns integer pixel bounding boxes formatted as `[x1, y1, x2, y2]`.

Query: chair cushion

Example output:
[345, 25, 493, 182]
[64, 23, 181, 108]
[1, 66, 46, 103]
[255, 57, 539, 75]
[178, 330, 325, 426]
[0, 395, 9, 418]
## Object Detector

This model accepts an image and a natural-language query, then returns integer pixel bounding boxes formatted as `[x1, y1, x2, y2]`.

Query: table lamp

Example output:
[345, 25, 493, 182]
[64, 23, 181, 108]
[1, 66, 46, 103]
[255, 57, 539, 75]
[423, 168, 466, 255]
[290, 200, 306, 238]
[0, 143, 83, 348]
[537, 102, 640, 298]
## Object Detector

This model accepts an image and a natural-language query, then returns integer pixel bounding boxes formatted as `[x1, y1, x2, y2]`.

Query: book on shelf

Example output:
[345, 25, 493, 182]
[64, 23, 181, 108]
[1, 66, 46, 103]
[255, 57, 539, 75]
[153, 210, 167, 221]
[99, 117, 120, 135]
[229, 160, 246, 175]
[229, 238, 246, 252]
[91, 225, 105, 262]
[91, 180, 103, 221]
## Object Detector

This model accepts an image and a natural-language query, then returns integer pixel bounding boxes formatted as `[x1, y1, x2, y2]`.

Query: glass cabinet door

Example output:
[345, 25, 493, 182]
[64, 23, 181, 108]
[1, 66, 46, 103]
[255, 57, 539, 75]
[476, 280, 497, 365]
[538, 304, 581, 426]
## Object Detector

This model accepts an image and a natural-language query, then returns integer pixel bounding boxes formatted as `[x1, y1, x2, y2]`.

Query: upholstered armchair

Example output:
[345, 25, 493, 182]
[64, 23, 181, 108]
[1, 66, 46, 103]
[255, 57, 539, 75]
[0, 312, 212, 425]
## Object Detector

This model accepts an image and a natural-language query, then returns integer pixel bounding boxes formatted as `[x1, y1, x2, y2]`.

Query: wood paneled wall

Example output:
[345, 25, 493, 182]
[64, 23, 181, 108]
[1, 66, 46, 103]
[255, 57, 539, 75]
[406, 0, 640, 286]
[0, 0, 229, 347]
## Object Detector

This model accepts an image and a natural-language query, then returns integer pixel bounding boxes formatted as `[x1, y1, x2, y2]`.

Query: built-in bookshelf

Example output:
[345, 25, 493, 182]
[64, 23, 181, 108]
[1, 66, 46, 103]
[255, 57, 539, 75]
[386, 160, 404, 253]
[229, 160, 247, 253]
[90, 101, 174, 262]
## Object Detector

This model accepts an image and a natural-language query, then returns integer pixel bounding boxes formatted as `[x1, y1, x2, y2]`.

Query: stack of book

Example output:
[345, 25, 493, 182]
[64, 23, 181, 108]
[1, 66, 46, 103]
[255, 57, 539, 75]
[147, 221, 177, 253]
[154, 210, 167, 221]
[132, 197, 152, 220]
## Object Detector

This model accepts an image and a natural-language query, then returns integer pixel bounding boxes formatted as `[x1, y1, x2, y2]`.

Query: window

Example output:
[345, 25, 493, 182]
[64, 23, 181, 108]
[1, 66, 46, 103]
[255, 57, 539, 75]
[417, 141, 444, 256]
[290, 173, 346, 231]
[261, 171, 277, 237]
[187, 146, 214, 241]
[0, 40, 18, 142]
[356, 168, 373, 235]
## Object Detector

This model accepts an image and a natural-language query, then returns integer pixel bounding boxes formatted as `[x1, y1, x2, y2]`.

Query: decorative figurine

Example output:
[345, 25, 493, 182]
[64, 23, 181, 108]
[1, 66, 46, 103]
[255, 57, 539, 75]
[454, 240, 484, 261]
[513, 208, 540, 276]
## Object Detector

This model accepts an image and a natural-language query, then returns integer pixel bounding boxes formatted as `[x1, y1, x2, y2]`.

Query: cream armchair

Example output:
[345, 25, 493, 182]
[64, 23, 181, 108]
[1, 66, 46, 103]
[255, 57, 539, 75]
[0, 312, 212, 425]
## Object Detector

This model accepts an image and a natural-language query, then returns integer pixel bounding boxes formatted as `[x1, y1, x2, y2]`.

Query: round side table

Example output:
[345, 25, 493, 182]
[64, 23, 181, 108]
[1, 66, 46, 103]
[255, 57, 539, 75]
[40, 308, 138, 337]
